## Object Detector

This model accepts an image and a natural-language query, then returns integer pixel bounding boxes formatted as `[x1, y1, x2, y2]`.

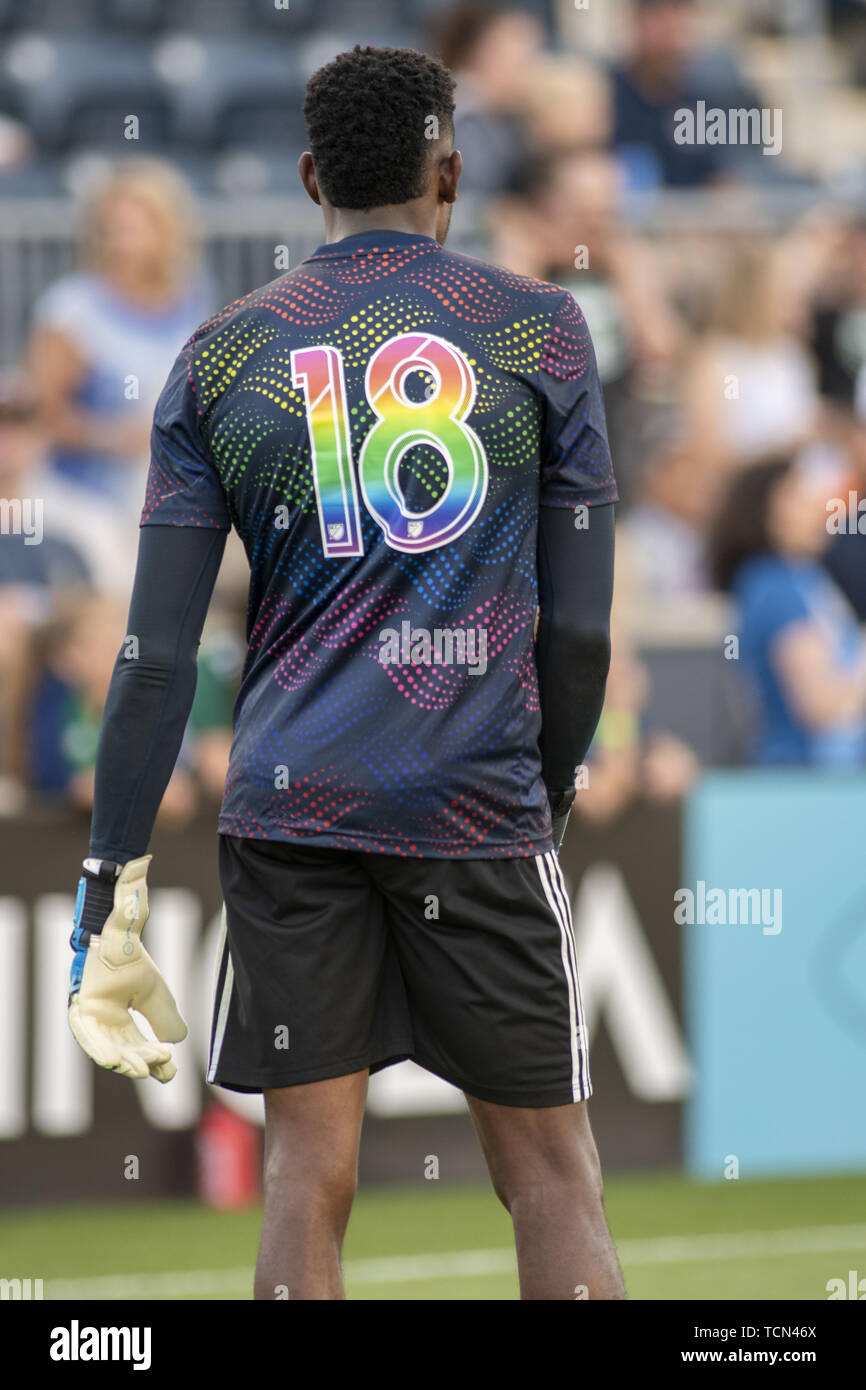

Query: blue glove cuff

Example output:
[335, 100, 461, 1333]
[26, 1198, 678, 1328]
[68, 862, 121, 1000]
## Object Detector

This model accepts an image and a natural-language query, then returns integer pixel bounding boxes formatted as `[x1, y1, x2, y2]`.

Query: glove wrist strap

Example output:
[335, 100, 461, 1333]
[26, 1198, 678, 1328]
[72, 860, 123, 944]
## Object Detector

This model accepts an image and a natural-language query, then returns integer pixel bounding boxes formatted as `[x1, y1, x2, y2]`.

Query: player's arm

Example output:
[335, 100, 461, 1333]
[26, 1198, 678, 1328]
[68, 523, 226, 1080]
[536, 292, 618, 851]
[537, 503, 614, 848]
[68, 340, 232, 1081]
[88, 523, 227, 864]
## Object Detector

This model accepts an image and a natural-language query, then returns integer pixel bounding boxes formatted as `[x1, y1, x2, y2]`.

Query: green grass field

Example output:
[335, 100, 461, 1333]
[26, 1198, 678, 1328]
[3, 1172, 865, 1300]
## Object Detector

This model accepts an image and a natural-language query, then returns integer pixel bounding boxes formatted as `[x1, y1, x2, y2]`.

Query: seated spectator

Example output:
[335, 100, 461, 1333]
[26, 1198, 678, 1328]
[431, 0, 544, 197]
[489, 148, 685, 500]
[0, 368, 136, 598]
[810, 216, 866, 412]
[28, 592, 198, 823]
[0, 373, 91, 802]
[522, 53, 611, 158]
[611, 0, 736, 190]
[616, 417, 716, 598]
[822, 408, 866, 622]
[573, 633, 700, 826]
[185, 617, 245, 802]
[27, 159, 212, 519]
[710, 455, 866, 767]
[684, 242, 824, 473]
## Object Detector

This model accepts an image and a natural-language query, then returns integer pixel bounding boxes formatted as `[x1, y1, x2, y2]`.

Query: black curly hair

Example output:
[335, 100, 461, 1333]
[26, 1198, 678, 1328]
[303, 46, 457, 212]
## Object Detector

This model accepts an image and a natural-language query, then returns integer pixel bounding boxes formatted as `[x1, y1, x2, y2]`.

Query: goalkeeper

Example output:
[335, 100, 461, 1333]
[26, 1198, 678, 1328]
[68, 43, 623, 1301]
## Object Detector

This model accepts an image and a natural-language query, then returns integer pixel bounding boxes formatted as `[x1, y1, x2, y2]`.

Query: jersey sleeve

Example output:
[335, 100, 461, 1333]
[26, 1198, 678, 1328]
[140, 337, 231, 530]
[538, 293, 618, 510]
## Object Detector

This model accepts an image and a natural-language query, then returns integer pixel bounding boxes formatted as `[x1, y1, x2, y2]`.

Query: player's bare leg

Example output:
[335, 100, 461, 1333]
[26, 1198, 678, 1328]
[466, 1095, 626, 1300]
[254, 1070, 368, 1300]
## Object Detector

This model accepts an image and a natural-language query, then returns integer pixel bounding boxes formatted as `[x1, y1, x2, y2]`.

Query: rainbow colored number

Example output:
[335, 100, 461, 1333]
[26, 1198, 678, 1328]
[290, 343, 364, 558]
[292, 332, 489, 557]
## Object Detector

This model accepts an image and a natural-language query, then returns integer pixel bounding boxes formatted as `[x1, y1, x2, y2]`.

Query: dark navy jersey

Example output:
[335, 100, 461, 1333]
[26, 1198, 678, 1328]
[142, 229, 617, 857]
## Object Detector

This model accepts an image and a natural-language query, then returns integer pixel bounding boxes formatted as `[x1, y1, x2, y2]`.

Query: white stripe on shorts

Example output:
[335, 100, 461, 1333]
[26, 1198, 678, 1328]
[547, 851, 591, 1098]
[535, 851, 589, 1101]
[206, 905, 234, 1084]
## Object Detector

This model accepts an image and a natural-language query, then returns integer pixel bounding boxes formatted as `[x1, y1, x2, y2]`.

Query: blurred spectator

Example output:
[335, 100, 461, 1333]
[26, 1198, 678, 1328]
[521, 53, 611, 157]
[0, 368, 145, 598]
[431, 0, 544, 196]
[684, 241, 823, 473]
[490, 148, 685, 500]
[616, 421, 715, 599]
[611, 0, 758, 190]
[186, 617, 244, 802]
[611, 0, 722, 189]
[0, 375, 91, 598]
[793, 211, 866, 621]
[810, 216, 866, 412]
[28, 591, 199, 820]
[27, 159, 211, 517]
[823, 412, 866, 622]
[573, 632, 699, 825]
[0, 111, 34, 178]
[0, 372, 88, 801]
[710, 455, 866, 767]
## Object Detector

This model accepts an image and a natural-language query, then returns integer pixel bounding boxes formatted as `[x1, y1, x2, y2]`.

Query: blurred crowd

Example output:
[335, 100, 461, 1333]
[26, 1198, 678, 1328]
[2, 0, 866, 830]
[0, 159, 246, 823]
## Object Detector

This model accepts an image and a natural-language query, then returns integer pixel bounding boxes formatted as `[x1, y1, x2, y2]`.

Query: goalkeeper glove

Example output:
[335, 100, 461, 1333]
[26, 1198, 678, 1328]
[68, 855, 187, 1082]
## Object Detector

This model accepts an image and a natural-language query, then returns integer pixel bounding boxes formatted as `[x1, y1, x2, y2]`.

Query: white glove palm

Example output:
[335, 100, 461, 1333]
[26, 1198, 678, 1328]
[68, 856, 187, 1082]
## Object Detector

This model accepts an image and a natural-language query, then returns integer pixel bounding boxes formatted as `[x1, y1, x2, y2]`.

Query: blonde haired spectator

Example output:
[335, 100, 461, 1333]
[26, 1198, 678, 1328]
[522, 54, 611, 156]
[27, 158, 212, 518]
[684, 240, 823, 474]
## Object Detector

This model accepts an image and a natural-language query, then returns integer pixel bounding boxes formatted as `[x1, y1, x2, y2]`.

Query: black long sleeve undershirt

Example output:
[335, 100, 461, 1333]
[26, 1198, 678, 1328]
[536, 502, 615, 805]
[89, 525, 227, 863]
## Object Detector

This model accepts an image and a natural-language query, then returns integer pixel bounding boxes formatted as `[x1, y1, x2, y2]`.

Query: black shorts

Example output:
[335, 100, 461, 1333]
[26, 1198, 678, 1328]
[207, 835, 591, 1108]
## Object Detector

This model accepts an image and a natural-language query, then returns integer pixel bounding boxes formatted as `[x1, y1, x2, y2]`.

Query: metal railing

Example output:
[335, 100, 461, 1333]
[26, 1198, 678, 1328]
[0, 182, 856, 366]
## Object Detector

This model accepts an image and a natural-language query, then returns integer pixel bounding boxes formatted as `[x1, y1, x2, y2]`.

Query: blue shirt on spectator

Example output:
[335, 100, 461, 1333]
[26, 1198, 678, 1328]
[733, 554, 866, 767]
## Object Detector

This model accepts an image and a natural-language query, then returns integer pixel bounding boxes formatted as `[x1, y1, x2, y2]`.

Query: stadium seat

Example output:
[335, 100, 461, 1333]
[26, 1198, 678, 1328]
[60, 146, 218, 196]
[311, 0, 410, 32]
[241, 0, 322, 33]
[0, 0, 101, 31]
[8, 34, 171, 152]
[100, 0, 169, 32]
[215, 144, 307, 196]
[298, 29, 421, 79]
[0, 156, 65, 195]
[156, 33, 306, 149]
[402, 0, 557, 38]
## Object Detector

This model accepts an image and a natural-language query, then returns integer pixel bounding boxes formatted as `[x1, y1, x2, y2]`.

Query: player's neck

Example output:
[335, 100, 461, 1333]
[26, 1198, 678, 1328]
[323, 204, 439, 245]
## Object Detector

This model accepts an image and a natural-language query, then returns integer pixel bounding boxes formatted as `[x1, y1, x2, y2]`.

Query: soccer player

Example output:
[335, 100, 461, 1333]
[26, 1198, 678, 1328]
[67, 46, 624, 1301]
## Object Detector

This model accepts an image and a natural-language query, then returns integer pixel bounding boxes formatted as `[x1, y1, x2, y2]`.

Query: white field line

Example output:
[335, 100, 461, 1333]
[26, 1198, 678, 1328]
[40, 1222, 866, 1299]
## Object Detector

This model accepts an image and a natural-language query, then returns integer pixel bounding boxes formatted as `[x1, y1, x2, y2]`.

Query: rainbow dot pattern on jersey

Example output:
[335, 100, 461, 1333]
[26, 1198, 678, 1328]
[142, 230, 617, 858]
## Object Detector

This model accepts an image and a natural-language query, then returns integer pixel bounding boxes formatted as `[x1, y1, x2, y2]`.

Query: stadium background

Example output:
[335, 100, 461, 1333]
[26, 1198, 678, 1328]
[1, 0, 865, 1299]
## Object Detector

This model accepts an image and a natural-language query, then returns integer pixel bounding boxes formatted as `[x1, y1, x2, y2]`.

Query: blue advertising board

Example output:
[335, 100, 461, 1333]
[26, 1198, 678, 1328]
[685, 772, 866, 1177]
